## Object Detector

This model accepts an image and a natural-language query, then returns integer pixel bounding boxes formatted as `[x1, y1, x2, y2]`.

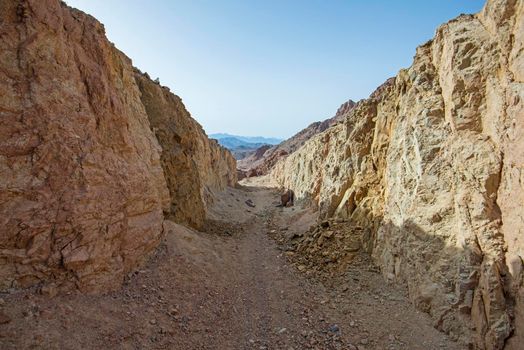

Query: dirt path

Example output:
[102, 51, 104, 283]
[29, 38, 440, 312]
[0, 186, 461, 349]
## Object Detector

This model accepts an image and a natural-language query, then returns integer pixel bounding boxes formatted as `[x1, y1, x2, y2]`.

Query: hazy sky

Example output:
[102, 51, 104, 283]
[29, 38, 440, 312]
[66, 0, 485, 139]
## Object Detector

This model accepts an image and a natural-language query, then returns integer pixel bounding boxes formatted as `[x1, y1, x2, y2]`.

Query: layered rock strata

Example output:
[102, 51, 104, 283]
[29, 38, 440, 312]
[271, 1, 523, 348]
[0, 0, 236, 293]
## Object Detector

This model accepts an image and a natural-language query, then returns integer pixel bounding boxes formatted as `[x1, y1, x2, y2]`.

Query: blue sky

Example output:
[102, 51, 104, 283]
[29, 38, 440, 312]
[66, 0, 485, 138]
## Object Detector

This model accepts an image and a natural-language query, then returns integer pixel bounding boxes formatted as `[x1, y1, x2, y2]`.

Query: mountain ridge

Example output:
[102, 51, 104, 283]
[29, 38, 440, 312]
[210, 133, 282, 145]
[238, 99, 357, 175]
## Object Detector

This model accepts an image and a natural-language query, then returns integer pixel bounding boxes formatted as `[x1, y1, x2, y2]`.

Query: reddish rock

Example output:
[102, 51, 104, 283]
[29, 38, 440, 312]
[0, 0, 236, 293]
[280, 189, 295, 207]
[0, 0, 170, 292]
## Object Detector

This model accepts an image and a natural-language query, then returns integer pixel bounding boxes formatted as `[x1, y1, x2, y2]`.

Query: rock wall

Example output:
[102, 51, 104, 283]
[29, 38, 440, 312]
[0, 0, 236, 293]
[271, 0, 523, 348]
[135, 72, 237, 229]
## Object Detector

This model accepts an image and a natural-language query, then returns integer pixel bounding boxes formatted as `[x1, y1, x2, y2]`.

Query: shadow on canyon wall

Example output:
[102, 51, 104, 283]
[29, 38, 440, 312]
[369, 218, 519, 349]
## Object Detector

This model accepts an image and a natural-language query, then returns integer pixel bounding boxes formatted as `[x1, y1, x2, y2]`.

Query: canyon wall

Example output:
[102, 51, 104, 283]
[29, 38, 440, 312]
[0, 0, 236, 293]
[135, 73, 236, 229]
[271, 0, 523, 348]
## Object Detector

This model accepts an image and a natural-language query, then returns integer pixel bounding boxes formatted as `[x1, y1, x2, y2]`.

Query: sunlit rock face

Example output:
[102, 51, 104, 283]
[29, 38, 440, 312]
[0, 0, 236, 293]
[271, 0, 524, 348]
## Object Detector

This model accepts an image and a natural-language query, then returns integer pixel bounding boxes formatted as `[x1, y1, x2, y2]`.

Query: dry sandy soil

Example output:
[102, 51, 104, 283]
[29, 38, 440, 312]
[0, 185, 462, 349]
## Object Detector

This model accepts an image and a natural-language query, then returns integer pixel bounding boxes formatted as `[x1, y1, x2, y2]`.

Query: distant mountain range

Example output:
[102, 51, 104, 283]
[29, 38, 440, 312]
[209, 133, 282, 146]
[209, 133, 283, 160]
[214, 137, 268, 150]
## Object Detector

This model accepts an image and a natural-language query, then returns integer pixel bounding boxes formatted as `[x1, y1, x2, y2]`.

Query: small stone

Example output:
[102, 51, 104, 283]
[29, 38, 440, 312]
[40, 283, 58, 298]
[328, 324, 340, 333]
[0, 311, 11, 324]
[360, 338, 369, 345]
[0, 298, 5, 306]
[40, 309, 53, 319]
[323, 231, 333, 239]
[278, 327, 287, 334]
[150, 319, 157, 325]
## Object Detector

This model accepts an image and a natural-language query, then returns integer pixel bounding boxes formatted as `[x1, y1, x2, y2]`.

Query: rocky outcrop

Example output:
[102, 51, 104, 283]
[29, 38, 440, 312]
[0, 0, 236, 293]
[135, 73, 236, 229]
[238, 100, 356, 176]
[0, 0, 168, 293]
[271, 0, 523, 348]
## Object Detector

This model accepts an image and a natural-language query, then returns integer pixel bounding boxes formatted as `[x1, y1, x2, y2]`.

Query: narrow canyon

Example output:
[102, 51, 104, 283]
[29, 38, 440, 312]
[0, 0, 523, 349]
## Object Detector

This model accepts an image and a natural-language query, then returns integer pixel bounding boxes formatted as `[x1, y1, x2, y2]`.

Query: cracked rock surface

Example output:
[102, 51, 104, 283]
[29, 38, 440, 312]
[0, 0, 236, 293]
[270, 1, 523, 348]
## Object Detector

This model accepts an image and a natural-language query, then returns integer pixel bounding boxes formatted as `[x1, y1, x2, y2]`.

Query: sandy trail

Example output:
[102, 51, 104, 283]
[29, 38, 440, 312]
[0, 185, 460, 349]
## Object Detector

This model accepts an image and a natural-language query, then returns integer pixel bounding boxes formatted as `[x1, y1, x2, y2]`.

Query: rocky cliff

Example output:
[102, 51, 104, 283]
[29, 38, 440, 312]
[238, 99, 356, 176]
[271, 0, 523, 348]
[0, 0, 236, 293]
[135, 72, 236, 229]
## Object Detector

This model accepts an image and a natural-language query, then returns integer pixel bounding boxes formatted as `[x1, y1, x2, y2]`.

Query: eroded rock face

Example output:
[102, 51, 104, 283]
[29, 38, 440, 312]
[0, 0, 236, 293]
[271, 0, 523, 348]
[0, 0, 169, 292]
[135, 73, 237, 229]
